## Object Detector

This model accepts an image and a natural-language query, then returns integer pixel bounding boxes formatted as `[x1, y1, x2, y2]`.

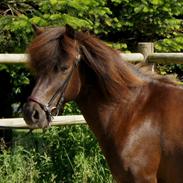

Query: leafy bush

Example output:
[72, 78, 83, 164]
[0, 126, 112, 183]
[0, 146, 39, 183]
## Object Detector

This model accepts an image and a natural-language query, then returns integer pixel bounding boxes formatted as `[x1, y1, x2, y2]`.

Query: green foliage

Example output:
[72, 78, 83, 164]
[107, 0, 183, 51]
[0, 0, 183, 53]
[63, 101, 81, 115]
[0, 126, 112, 183]
[0, 146, 39, 183]
[155, 36, 183, 52]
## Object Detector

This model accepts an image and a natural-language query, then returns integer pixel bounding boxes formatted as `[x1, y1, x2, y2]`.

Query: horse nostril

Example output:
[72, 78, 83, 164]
[32, 109, 40, 122]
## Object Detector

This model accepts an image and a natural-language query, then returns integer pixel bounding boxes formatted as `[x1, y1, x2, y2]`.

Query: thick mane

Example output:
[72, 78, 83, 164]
[28, 26, 176, 102]
[75, 32, 143, 101]
[135, 62, 177, 85]
[28, 27, 77, 73]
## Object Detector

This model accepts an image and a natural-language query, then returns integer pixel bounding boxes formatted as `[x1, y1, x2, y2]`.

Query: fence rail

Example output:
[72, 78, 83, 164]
[0, 52, 183, 64]
[0, 53, 145, 63]
[0, 115, 85, 129]
[0, 54, 29, 64]
[0, 42, 182, 129]
[147, 53, 183, 64]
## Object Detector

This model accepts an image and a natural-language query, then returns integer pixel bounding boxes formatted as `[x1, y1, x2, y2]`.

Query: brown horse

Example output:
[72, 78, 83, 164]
[23, 25, 183, 183]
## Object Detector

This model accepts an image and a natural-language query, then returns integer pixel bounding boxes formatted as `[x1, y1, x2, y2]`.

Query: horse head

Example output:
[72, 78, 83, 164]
[23, 25, 81, 128]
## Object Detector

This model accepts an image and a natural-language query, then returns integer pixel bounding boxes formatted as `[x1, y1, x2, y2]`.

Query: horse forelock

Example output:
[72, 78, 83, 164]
[28, 27, 77, 74]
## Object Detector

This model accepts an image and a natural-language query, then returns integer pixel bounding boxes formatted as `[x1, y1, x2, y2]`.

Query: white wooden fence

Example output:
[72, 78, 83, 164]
[0, 115, 85, 129]
[1, 52, 183, 64]
[0, 42, 182, 129]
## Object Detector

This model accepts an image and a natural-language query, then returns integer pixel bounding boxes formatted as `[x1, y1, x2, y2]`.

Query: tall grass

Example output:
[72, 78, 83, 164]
[0, 125, 112, 183]
[0, 146, 39, 183]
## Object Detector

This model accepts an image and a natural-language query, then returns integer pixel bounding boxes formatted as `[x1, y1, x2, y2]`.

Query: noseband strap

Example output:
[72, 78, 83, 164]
[28, 57, 80, 123]
[28, 96, 53, 122]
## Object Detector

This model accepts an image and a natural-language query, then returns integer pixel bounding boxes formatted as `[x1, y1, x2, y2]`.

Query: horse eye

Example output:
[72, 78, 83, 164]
[53, 65, 68, 72]
[60, 65, 69, 72]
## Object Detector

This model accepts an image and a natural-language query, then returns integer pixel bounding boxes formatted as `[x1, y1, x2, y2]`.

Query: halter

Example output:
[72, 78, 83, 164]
[28, 55, 80, 123]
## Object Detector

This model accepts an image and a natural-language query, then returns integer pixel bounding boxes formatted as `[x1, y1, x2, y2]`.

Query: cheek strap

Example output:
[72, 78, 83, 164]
[28, 54, 81, 122]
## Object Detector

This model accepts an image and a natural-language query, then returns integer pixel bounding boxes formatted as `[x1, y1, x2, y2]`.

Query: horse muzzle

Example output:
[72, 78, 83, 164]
[23, 101, 50, 129]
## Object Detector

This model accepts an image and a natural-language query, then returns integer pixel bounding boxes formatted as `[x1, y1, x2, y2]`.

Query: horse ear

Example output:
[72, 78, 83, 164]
[65, 24, 75, 39]
[32, 24, 45, 35]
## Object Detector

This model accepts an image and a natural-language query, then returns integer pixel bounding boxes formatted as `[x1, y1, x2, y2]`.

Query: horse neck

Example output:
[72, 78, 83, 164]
[75, 69, 142, 142]
[76, 90, 118, 142]
[75, 39, 144, 143]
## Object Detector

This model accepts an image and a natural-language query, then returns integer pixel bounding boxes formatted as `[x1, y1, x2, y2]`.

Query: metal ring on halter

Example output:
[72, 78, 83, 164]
[28, 96, 53, 122]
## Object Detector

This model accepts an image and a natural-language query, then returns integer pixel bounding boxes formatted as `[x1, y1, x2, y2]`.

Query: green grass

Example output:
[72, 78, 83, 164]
[0, 125, 112, 183]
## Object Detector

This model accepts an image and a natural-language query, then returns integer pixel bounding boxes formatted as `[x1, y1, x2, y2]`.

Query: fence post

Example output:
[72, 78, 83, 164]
[137, 42, 155, 72]
[138, 42, 154, 60]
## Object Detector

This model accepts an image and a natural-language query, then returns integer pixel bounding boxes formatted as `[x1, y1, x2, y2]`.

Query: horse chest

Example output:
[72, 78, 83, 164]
[118, 120, 161, 180]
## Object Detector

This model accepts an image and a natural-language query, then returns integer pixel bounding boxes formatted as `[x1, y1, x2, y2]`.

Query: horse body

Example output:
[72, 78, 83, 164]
[157, 84, 183, 183]
[78, 80, 183, 183]
[23, 25, 183, 183]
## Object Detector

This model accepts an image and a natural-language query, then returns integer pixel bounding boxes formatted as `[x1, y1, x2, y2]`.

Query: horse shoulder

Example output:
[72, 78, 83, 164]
[160, 84, 183, 151]
[120, 118, 161, 180]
